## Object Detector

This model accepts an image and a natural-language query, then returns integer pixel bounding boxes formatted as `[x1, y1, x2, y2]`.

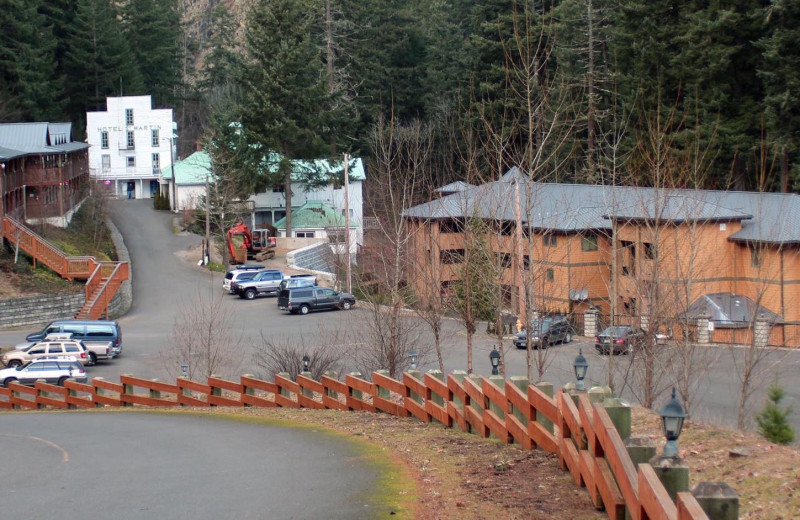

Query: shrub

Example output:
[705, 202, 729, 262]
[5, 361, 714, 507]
[756, 383, 795, 445]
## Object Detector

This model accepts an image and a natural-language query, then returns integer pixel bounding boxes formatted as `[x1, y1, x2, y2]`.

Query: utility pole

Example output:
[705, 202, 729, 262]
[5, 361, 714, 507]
[343, 154, 351, 294]
[205, 174, 210, 265]
[170, 134, 177, 212]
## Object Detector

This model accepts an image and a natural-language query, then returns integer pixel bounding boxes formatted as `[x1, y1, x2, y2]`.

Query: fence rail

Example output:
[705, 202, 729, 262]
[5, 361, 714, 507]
[0, 370, 710, 520]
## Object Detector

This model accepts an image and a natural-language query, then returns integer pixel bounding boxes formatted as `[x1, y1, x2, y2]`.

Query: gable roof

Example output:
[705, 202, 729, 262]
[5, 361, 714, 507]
[273, 201, 354, 230]
[0, 122, 88, 160]
[680, 293, 784, 327]
[403, 169, 800, 244]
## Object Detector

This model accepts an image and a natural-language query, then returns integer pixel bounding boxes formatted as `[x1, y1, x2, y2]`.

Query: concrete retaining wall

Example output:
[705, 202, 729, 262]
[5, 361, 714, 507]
[0, 293, 85, 329]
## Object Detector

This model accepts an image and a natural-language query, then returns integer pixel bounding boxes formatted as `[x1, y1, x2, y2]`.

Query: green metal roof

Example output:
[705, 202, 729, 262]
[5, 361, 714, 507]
[162, 150, 365, 185]
[274, 201, 355, 230]
[160, 151, 211, 184]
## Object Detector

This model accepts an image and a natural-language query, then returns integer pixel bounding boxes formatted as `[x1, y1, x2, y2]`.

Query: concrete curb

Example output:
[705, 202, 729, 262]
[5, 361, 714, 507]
[106, 216, 133, 318]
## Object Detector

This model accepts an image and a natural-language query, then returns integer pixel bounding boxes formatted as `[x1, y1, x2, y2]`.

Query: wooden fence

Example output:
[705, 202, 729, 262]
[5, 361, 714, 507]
[0, 371, 709, 520]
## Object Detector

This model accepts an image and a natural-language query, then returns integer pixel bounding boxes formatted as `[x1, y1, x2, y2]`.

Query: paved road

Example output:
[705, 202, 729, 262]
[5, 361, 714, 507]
[0, 412, 382, 519]
[0, 199, 797, 434]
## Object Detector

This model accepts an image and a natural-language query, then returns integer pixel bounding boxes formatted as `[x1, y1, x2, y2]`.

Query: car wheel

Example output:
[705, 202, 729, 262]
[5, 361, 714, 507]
[58, 376, 69, 386]
[564, 332, 572, 343]
[88, 352, 97, 366]
[244, 289, 257, 300]
[4, 377, 17, 387]
[7, 359, 21, 368]
[299, 304, 310, 315]
[342, 301, 352, 310]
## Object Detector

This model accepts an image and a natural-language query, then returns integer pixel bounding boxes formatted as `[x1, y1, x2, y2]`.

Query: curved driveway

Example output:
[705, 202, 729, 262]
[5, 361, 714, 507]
[0, 412, 383, 520]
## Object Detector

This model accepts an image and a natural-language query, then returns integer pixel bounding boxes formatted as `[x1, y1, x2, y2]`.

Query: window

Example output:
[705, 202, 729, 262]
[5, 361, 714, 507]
[126, 156, 135, 167]
[152, 153, 160, 171]
[497, 221, 514, 236]
[496, 252, 512, 268]
[544, 235, 557, 247]
[151, 129, 159, 147]
[439, 219, 464, 233]
[125, 108, 134, 126]
[101, 131, 109, 149]
[581, 235, 598, 251]
[546, 268, 554, 282]
[523, 255, 530, 271]
[441, 249, 465, 265]
[644, 242, 656, 260]
[341, 209, 354, 218]
[296, 231, 315, 238]
[272, 186, 285, 193]
[101, 155, 111, 170]
[751, 247, 762, 268]
[126, 131, 135, 149]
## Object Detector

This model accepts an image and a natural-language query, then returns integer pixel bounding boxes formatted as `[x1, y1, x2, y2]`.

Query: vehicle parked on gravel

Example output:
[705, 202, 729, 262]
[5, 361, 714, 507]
[277, 287, 356, 315]
[2, 338, 90, 367]
[0, 358, 87, 387]
[24, 320, 122, 361]
[223, 264, 266, 293]
[277, 274, 317, 292]
[594, 325, 644, 355]
[234, 270, 284, 299]
[513, 315, 572, 349]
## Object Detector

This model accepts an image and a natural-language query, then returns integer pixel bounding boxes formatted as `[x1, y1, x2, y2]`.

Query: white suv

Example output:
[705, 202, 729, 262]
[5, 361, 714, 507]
[0, 358, 87, 387]
[222, 265, 266, 293]
[2, 339, 89, 367]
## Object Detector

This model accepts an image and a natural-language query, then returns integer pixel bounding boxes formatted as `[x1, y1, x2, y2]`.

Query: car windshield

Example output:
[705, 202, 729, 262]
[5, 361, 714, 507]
[530, 319, 556, 332]
[600, 326, 630, 337]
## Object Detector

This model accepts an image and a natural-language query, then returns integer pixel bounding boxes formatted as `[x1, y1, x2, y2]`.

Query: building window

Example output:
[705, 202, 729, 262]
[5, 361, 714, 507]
[126, 156, 135, 167]
[544, 235, 557, 247]
[546, 268, 554, 282]
[125, 108, 134, 126]
[152, 153, 160, 171]
[101, 155, 111, 170]
[341, 208, 354, 218]
[750, 247, 762, 268]
[439, 219, 464, 233]
[272, 186, 285, 193]
[296, 231, 315, 238]
[126, 131, 135, 149]
[644, 242, 656, 260]
[101, 131, 109, 149]
[441, 249, 465, 265]
[151, 129, 159, 147]
[496, 252, 512, 268]
[581, 235, 598, 251]
[523, 255, 530, 271]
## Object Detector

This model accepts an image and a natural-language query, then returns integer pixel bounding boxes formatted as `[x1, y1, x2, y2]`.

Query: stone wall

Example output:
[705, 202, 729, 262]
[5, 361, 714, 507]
[0, 293, 85, 329]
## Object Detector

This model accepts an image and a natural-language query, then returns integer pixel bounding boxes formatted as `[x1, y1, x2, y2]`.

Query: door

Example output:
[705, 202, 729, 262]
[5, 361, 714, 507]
[127, 181, 135, 199]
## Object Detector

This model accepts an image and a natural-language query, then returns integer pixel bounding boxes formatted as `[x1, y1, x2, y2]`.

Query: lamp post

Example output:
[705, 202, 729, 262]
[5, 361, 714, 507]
[408, 350, 418, 370]
[163, 135, 177, 211]
[573, 349, 588, 391]
[659, 387, 687, 458]
[489, 346, 500, 376]
[180, 360, 188, 379]
[302, 354, 310, 373]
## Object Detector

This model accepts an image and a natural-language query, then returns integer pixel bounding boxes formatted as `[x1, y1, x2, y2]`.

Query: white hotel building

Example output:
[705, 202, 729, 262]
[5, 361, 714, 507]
[86, 96, 175, 200]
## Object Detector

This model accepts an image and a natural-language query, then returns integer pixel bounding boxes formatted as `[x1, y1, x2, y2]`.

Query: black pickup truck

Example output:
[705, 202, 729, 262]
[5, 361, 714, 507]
[277, 287, 356, 315]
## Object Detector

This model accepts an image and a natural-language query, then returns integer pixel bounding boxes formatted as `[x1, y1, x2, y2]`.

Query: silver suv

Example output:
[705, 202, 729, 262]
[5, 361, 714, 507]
[222, 265, 266, 293]
[234, 270, 284, 299]
[0, 358, 87, 387]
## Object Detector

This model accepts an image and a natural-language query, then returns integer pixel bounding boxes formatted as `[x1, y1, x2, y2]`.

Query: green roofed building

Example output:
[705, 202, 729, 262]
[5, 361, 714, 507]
[159, 151, 212, 211]
[273, 200, 357, 243]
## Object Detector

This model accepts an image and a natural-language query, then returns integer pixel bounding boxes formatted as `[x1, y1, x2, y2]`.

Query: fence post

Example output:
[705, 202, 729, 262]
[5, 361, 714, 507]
[348, 372, 364, 401]
[603, 397, 632, 441]
[697, 312, 710, 345]
[94, 377, 105, 408]
[68, 385, 77, 410]
[510, 376, 529, 424]
[242, 374, 255, 406]
[324, 371, 339, 400]
[278, 372, 292, 398]
[149, 379, 160, 400]
[300, 369, 314, 399]
[406, 369, 424, 404]
[122, 374, 133, 407]
[375, 370, 390, 400]
[692, 482, 739, 520]
[427, 369, 445, 406]
[535, 382, 555, 434]
[649, 454, 690, 503]
[209, 374, 221, 405]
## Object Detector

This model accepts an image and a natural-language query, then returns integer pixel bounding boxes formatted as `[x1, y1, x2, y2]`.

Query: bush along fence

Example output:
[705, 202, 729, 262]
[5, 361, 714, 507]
[0, 369, 740, 520]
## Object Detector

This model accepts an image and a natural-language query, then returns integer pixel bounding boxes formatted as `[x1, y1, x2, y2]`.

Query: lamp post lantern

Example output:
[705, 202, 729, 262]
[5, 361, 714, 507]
[573, 349, 588, 391]
[408, 350, 418, 370]
[659, 387, 687, 458]
[180, 360, 188, 379]
[302, 354, 310, 373]
[489, 346, 500, 376]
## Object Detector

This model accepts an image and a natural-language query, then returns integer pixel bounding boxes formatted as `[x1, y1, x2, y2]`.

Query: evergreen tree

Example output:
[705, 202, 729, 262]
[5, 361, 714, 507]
[756, 383, 795, 445]
[238, 0, 333, 236]
[0, 0, 63, 121]
[121, 0, 181, 106]
[199, 4, 242, 93]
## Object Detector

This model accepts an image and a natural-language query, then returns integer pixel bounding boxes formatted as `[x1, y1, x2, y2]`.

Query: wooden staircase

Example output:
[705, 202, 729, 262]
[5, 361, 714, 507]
[2, 216, 130, 320]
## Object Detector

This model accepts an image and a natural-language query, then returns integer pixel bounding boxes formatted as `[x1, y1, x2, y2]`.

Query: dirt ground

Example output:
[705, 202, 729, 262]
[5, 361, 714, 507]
[184, 405, 798, 520]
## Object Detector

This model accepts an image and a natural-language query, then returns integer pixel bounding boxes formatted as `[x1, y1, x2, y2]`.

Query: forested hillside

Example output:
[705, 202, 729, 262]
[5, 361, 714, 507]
[1, 0, 797, 193]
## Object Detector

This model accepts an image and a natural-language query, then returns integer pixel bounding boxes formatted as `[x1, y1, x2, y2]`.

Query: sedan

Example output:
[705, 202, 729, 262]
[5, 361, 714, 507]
[594, 325, 644, 355]
[0, 358, 87, 387]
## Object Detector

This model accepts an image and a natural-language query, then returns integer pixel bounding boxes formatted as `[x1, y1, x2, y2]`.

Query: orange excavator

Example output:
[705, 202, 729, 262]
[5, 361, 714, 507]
[226, 222, 276, 263]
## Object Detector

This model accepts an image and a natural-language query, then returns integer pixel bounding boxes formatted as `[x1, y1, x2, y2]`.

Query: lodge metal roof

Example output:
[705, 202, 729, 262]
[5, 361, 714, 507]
[403, 168, 800, 245]
[0, 122, 88, 160]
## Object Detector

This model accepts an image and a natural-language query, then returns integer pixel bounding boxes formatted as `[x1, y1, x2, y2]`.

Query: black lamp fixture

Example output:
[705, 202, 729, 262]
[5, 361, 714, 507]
[408, 350, 418, 370]
[573, 349, 588, 391]
[302, 354, 310, 373]
[659, 387, 687, 458]
[489, 346, 501, 376]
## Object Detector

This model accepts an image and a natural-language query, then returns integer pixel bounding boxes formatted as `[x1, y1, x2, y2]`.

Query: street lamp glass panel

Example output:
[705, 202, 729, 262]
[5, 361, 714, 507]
[659, 387, 687, 441]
